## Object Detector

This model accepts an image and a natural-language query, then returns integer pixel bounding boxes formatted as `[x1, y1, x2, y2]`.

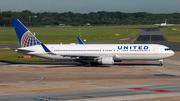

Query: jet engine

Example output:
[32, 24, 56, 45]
[97, 57, 114, 64]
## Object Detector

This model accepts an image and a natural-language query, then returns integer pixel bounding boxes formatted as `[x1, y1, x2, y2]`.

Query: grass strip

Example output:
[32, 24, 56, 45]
[163, 33, 180, 43]
[0, 51, 51, 62]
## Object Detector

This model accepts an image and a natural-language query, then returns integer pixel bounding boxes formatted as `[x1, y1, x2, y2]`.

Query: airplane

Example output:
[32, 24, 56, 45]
[11, 19, 174, 66]
[154, 20, 174, 27]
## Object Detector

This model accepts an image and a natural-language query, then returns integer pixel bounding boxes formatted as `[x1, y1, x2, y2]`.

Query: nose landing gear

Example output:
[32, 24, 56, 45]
[159, 59, 163, 66]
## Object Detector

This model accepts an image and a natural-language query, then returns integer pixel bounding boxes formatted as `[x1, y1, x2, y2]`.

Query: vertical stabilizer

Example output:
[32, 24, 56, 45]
[11, 19, 41, 47]
[77, 37, 85, 44]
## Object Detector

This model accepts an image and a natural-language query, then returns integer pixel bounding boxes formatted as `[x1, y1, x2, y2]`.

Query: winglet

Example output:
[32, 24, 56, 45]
[41, 43, 54, 54]
[77, 37, 85, 44]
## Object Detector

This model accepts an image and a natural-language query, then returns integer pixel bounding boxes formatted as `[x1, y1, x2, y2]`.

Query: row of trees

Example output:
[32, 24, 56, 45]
[1, 10, 180, 26]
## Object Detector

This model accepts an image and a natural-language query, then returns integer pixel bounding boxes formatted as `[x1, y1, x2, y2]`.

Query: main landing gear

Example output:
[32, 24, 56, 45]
[159, 59, 163, 66]
[85, 63, 91, 67]
[85, 62, 99, 67]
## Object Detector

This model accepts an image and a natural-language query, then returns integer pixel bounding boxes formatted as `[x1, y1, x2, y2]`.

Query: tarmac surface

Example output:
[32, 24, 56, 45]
[1, 27, 180, 101]
[1, 56, 180, 101]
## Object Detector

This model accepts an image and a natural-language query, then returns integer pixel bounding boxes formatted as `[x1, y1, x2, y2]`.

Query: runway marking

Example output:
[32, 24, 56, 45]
[66, 92, 180, 101]
[129, 88, 171, 92]
[131, 38, 136, 43]
[0, 73, 44, 85]
[28, 74, 44, 83]
[129, 88, 148, 90]
[0, 84, 179, 101]
[29, 98, 43, 101]
[43, 97, 58, 100]
[0, 48, 11, 50]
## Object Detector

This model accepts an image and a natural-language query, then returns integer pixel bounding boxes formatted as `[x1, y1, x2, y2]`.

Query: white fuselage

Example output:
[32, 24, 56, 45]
[160, 23, 167, 27]
[17, 44, 174, 61]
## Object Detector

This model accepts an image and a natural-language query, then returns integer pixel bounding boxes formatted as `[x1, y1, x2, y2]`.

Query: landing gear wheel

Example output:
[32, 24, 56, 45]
[159, 63, 163, 66]
[85, 63, 91, 67]
[159, 59, 163, 66]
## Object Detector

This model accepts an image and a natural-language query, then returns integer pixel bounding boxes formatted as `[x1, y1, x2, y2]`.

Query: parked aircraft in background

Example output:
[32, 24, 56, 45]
[12, 19, 174, 66]
[154, 20, 174, 27]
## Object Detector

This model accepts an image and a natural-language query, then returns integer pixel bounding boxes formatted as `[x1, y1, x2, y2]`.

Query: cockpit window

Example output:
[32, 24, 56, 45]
[165, 48, 171, 51]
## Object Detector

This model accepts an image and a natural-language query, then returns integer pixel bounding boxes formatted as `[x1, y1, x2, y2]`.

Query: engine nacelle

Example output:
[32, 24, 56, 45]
[97, 57, 114, 64]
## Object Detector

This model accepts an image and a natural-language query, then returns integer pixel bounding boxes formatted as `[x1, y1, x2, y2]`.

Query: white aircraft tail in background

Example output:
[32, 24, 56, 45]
[12, 19, 174, 66]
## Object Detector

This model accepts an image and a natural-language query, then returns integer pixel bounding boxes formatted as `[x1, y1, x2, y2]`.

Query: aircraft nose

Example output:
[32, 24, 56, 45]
[171, 50, 175, 56]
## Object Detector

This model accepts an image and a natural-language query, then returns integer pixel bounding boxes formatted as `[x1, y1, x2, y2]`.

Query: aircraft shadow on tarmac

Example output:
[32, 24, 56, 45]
[0, 59, 159, 68]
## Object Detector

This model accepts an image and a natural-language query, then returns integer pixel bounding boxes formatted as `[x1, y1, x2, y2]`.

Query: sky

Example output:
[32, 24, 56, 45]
[1, 0, 180, 14]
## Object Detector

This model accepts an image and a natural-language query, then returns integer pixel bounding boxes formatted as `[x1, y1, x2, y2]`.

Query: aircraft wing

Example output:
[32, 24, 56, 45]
[154, 24, 174, 26]
[154, 24, 160, 25]
[57, 54, 100, 59]
[167, 24, 174, 26]
[41, 43, 100, 59]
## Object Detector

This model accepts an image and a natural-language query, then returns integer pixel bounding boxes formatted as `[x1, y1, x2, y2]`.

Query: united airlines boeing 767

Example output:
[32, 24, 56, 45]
[11, 19, 174, 66]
